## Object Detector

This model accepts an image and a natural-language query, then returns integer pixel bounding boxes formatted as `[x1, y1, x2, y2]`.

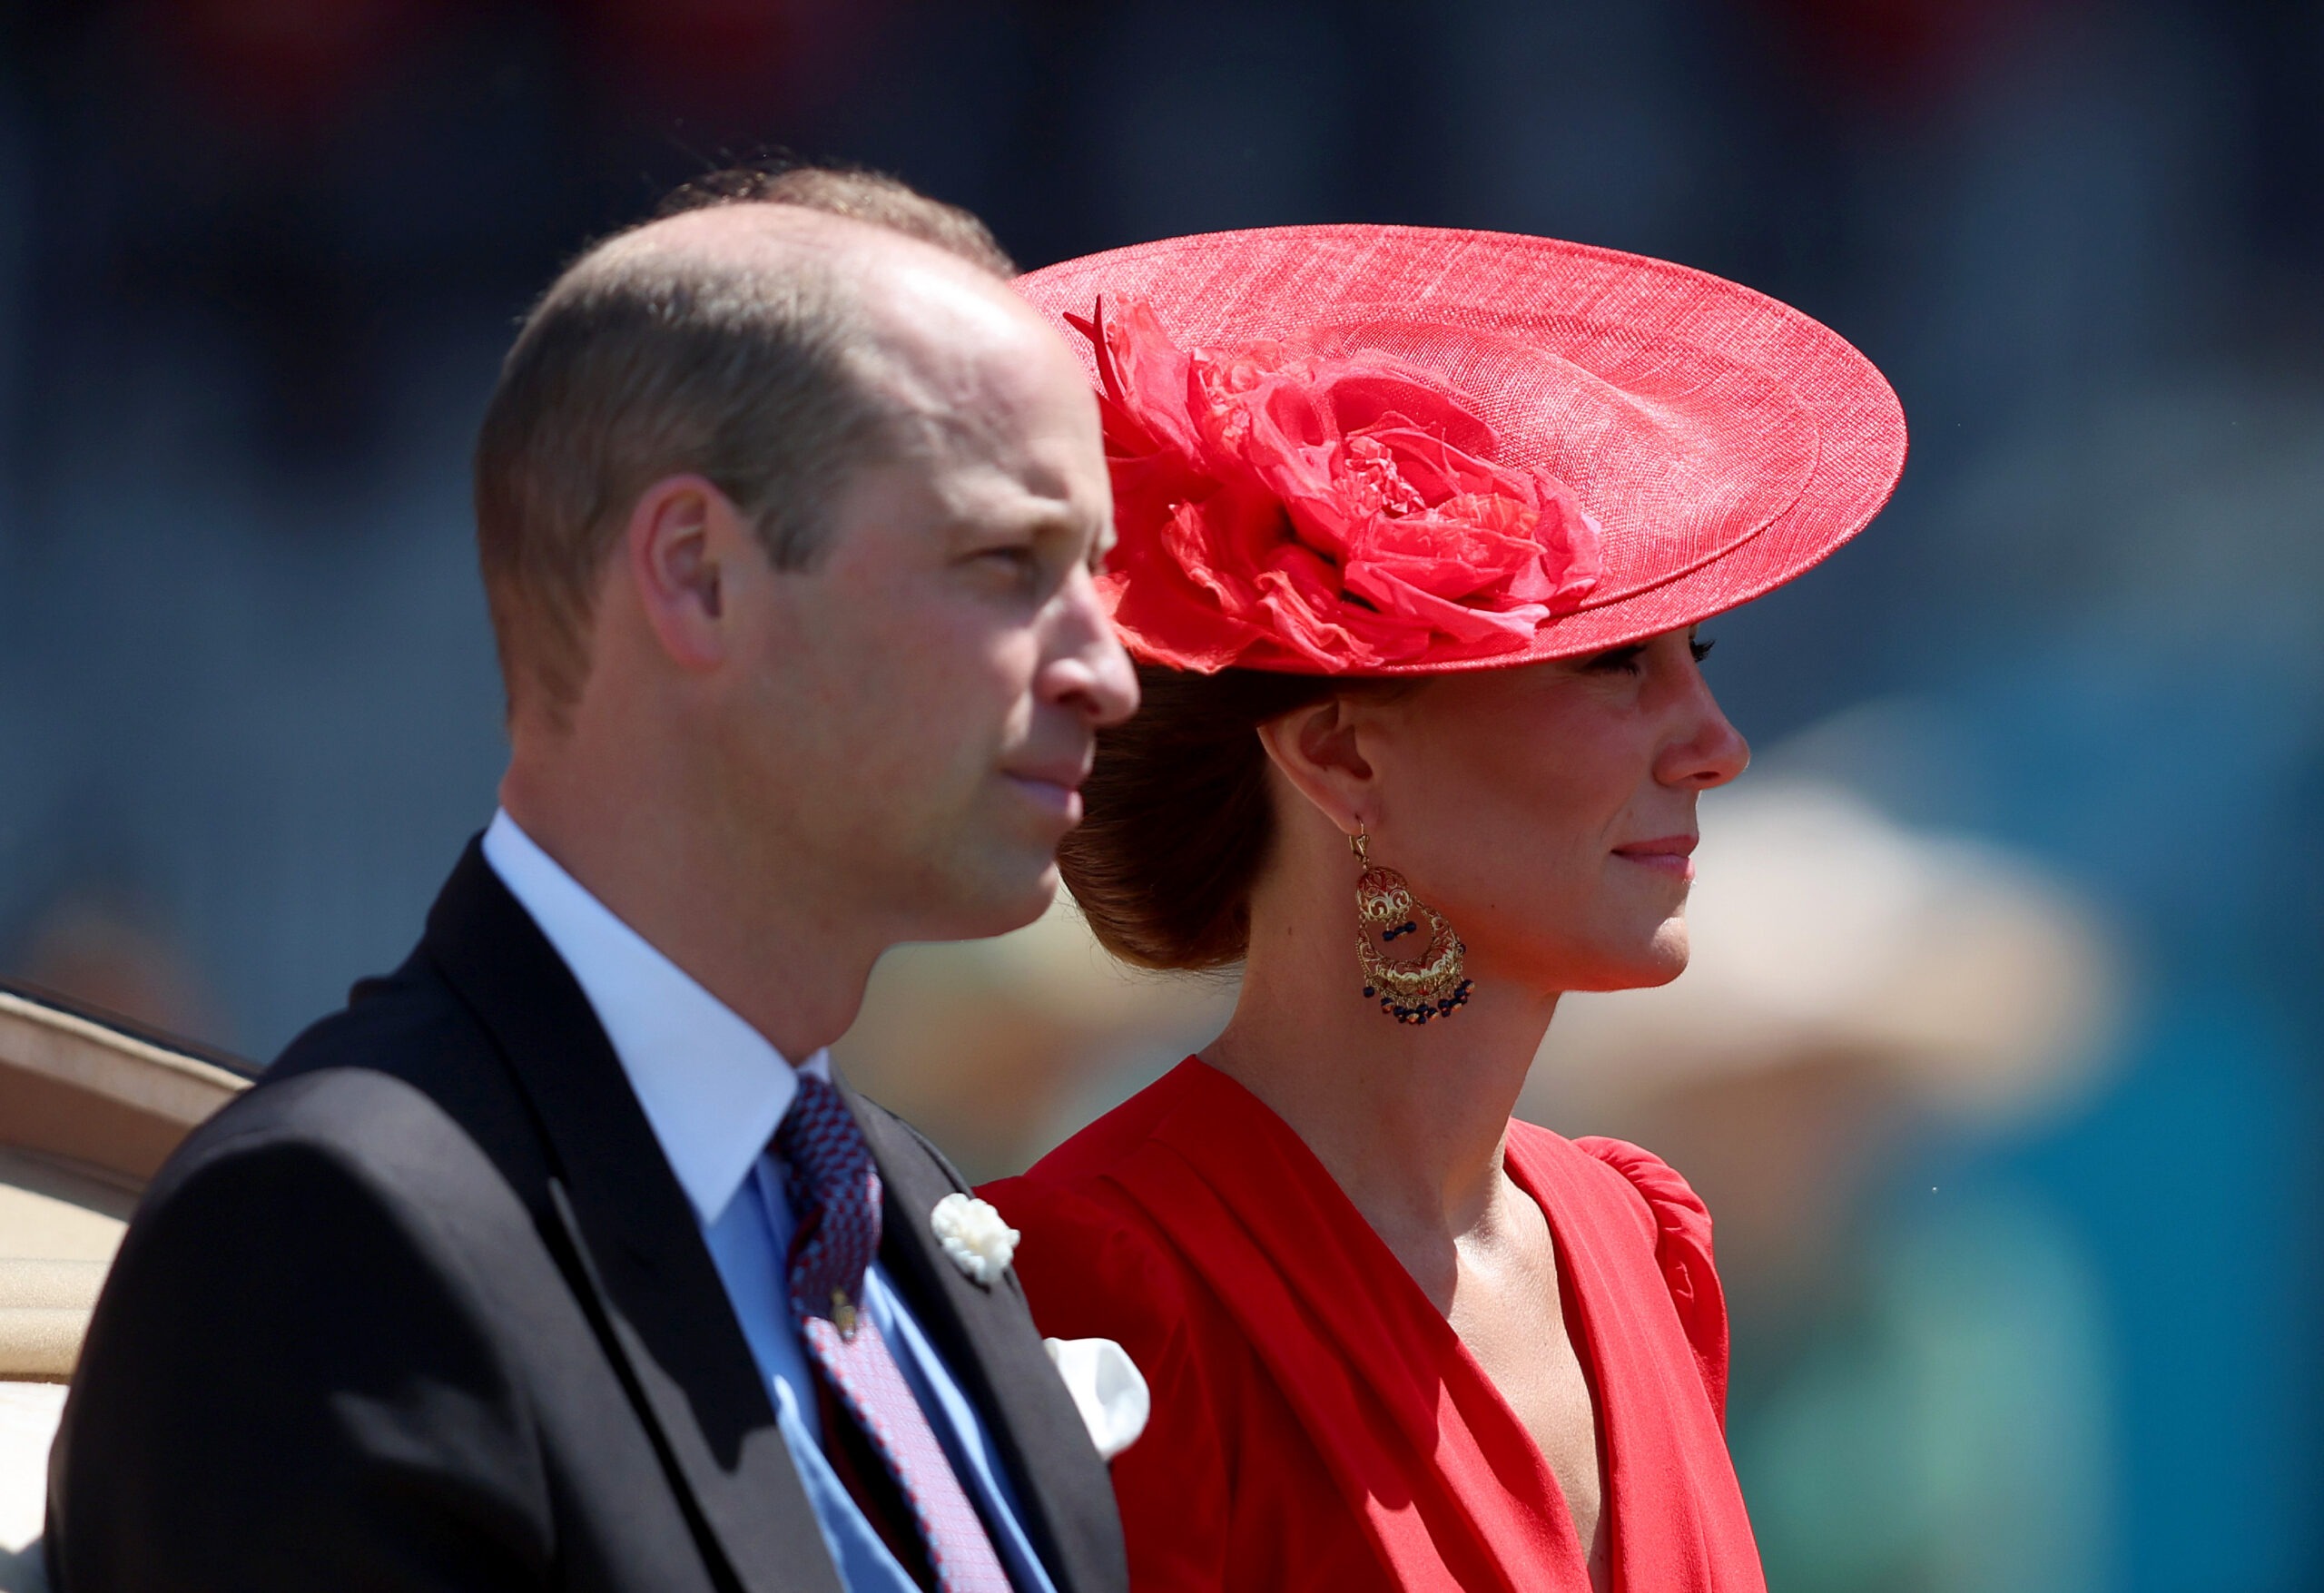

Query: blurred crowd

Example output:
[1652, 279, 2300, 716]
[1, 2, 2319, 1588]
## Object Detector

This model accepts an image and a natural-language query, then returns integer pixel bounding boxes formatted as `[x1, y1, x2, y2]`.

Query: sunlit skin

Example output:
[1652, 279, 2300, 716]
[1204, 626, 1748, 1591]
[500, 206, 1137, 1062]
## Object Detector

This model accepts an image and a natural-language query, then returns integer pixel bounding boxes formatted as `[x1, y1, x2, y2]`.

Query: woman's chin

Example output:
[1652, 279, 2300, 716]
[1548, 926, 1691, 993]
[1626, 951, 1690, 989]
[1630, 926, 1693, 986]
[1487, 924, 1691, 998]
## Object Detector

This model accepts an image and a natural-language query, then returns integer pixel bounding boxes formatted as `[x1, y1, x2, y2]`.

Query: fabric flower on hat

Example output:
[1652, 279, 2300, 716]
[1071, 297, 1604, 674]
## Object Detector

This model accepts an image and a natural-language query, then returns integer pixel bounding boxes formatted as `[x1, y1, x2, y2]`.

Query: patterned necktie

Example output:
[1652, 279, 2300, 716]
[776, 1074, 1014, 1593]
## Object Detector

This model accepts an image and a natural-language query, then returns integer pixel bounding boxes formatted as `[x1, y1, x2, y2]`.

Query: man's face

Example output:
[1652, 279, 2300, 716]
[715, 258, 1137, 941]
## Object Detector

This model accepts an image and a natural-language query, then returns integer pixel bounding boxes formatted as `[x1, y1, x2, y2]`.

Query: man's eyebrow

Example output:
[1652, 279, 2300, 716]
[1012, 502, 1088, 542]
[950, 496, 1109, 565]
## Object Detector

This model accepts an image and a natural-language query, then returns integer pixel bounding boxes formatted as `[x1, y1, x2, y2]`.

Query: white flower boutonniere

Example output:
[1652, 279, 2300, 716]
[931, 1193, 1019, 1286]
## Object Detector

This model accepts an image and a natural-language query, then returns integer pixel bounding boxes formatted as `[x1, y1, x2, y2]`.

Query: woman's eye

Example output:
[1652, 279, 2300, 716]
[1690, 635, 1716, 664]
[1584, 644, 1647, 675]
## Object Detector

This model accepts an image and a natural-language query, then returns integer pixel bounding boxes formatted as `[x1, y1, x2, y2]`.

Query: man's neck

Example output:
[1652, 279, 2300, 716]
[498, 767, 885, 1061]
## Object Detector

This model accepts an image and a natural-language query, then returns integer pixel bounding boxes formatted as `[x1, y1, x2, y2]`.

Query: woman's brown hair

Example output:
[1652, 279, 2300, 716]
[1059, 664, 1349, 970]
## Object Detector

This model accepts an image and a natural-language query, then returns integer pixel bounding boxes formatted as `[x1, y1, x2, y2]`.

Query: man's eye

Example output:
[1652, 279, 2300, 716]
[974, 546, 1042, 578]
[970, 545, 1061, 599]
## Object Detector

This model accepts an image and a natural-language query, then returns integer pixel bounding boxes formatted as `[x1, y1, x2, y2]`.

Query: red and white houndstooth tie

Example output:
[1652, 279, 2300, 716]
[777, 1074, 1013, 1593]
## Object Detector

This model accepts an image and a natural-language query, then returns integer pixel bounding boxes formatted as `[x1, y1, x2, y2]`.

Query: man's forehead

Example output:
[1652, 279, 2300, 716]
[855, 295, 1090, 459]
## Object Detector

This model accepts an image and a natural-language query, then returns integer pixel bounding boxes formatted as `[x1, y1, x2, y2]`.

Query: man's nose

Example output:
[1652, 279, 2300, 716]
[1042, 566, 1140, 727]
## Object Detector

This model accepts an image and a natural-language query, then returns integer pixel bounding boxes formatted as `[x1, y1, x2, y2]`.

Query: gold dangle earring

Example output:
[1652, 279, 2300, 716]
[1351, 827, 1471, 1025]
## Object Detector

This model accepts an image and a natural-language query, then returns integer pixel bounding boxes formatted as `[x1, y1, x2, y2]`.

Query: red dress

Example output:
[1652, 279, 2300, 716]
[980, 1059, 1765, 1592]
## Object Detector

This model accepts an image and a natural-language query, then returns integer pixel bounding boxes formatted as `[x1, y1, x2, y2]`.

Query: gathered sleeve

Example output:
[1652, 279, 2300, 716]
[1571, 1136, 1730, 1424]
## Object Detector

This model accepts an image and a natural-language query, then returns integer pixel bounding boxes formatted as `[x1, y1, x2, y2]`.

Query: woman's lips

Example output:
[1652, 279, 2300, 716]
[1612, 834, 1698, 880]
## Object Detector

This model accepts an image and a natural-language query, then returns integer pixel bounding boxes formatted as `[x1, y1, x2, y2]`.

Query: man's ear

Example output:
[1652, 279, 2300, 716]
[1255, 696, 1375, 839]
[624, 474, 743, 673]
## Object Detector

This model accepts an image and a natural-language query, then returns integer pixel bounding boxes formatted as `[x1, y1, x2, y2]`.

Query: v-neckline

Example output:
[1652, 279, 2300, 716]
[1395, 1136, 1620, 1588]
[1502, 1136, 1621, 1590]
[1163, 1061, 1618, 1588]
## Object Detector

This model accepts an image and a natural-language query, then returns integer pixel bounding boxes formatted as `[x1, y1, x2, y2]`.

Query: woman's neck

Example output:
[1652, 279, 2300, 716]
[1201, 896, 1560, 1304]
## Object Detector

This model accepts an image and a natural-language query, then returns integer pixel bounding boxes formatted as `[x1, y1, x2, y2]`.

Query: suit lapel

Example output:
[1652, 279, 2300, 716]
[850, 1090, 1128, 1593]
[422, 841, 842, 1593]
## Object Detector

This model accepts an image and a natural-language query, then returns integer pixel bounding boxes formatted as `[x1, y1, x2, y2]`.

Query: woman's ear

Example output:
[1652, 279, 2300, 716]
[1256, 696, 1375, 838]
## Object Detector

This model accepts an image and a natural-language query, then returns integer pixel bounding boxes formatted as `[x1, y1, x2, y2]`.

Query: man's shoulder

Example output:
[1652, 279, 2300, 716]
[166, 950, 547, 1220]
[106, 986, 564, 1387]
[266, 945, 482, 1092]
[53, 969, 592, 1593]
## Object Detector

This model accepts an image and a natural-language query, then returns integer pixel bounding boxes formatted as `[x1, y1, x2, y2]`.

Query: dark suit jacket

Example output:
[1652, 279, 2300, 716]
[46, 841, 1127, 1593]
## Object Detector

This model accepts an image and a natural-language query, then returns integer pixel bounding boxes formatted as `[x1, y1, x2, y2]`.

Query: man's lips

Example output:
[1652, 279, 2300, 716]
[1003, 757, 1092, 822]
[1612, 834, 1698, 880]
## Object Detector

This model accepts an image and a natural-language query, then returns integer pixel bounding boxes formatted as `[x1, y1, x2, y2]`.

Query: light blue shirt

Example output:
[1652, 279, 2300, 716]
[484, 811, 1058, 1593]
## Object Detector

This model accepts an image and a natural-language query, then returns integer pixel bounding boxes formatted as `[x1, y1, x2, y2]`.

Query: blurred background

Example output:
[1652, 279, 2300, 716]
[0, 0, 2318, 1587]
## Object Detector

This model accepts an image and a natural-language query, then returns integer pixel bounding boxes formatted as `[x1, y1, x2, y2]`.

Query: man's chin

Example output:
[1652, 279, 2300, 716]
[917, 859, 1062, 943]
[982, 867, 1064, 937]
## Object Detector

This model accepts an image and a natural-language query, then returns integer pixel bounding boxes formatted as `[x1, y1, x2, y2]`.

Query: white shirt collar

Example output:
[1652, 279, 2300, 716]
[481, 809, 828, 1226]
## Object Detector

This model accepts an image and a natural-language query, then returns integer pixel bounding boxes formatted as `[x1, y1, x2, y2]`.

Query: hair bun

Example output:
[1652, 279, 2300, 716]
[1060, 667, 1338, 970]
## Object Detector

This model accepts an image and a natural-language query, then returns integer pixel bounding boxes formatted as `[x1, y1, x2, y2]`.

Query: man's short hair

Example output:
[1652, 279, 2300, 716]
[655, 165, 1015, 278]
[474, 165, 1016, 719]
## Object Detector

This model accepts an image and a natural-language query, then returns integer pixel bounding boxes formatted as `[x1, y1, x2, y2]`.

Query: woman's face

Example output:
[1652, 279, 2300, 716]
[1354, 626, 1748, 995]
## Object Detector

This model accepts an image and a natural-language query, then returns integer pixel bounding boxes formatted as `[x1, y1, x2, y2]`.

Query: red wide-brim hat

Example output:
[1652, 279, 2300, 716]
[1015, 224, 1906, 676]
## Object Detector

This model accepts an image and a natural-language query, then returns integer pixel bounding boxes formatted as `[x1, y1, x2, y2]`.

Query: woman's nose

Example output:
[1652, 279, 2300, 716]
[1659, 683, 1750, 790]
